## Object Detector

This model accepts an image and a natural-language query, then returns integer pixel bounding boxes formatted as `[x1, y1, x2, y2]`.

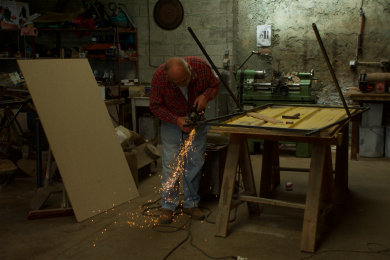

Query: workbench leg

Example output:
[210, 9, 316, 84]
[260, 140, 276, 198]
[215, 134, 241, 237]
[271, 142, 280, 188]
[322, 146, 339, 227]
[301, 144, 326, 253]
[335, 123, 349, 204]
[239, 137, 260, 216]
[350, 101, 360, 160]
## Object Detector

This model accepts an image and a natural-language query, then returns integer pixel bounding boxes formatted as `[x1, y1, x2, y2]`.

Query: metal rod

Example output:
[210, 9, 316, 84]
[36, 118, 42, 189]
[188, 27, 244, 112]
[185, 103, 273, 127]
[192, 122, 310, 132]
[269, 103, 366, 109]
[312, 23, 351, 118]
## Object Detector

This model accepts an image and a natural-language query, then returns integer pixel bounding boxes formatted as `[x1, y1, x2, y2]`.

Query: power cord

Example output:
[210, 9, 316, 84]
[140, 132, 390, 260]
[299, 242, 390, 259]
[140, 130, 239, 260]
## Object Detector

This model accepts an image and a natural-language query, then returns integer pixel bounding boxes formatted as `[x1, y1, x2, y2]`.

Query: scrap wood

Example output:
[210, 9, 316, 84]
[246, 112, 283, 124]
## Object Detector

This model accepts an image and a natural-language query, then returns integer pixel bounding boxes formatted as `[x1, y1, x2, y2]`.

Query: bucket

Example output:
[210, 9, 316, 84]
[385, 126, 390, 158]
[359, 126, 384, 157]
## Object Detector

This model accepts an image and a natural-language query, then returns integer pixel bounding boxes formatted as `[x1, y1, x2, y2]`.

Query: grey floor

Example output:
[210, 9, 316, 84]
[1, 146, 390, 260]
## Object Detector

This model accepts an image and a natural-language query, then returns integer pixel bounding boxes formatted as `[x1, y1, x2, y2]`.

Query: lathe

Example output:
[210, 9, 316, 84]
[234, 52, 317, 156]
[235, 69, 317, 110]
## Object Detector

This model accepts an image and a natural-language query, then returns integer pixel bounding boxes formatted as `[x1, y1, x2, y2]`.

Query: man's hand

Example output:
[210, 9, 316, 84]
[193, 94, 207, 112]
[176, 117, 192, 133]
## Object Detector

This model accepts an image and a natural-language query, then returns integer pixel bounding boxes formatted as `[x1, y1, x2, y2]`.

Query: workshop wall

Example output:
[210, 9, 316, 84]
[234, 0, 390, 105]
[135, 0, 234, 83]
[1, 0, 235, 85]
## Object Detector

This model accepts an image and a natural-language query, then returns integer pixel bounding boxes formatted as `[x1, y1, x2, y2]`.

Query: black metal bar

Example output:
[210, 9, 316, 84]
[36, 119, 42, 189]
[271, 103, 366, 109]
[312, 23, 351, 118]
[188, 27, 244, 112]
[194, 122, 310, 132]
[185, 103, 273, 127]
[305, 107, 369, 136]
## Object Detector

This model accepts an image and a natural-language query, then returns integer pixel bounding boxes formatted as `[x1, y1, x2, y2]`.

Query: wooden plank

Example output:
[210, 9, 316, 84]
[233, 195, 306, 209]
[215, 134, 241, 237]
[239, 137, 260, 215]
[247, 112, 283, 124]
[301, 144, 327, 253]
[260, 140, 275, 198]
[335, 123, 349, 204]
[18, 59, 139, 222]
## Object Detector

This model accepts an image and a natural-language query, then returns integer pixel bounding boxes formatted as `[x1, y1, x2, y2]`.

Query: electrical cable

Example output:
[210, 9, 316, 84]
[141, 129, 238, 260]
[299, 242, 390, 259]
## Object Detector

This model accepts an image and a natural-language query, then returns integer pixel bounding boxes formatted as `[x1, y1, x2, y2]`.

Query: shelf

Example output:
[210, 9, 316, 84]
[0, 57, 138, 61]
[88, 57, 138, 62]
[0, 27, 137, 33]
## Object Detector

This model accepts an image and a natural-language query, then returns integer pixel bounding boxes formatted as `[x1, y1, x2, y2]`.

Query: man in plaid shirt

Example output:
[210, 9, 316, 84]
[150, 56, 220, 224]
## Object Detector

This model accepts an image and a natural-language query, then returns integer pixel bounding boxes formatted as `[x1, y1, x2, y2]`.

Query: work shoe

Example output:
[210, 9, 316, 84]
[158, 209, 173, 224]
[185, 207, 205, 220]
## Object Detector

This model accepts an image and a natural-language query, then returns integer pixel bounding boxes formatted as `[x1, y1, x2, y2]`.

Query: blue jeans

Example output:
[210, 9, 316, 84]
[160, 121, 207, 211]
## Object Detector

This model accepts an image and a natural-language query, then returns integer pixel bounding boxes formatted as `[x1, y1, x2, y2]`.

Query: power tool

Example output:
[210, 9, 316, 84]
[185, 104, 204, 124]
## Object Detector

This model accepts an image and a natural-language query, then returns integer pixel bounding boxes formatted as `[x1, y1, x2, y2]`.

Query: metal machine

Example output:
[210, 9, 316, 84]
[236, 68, 317, 110]
[235, 52, 318, 156]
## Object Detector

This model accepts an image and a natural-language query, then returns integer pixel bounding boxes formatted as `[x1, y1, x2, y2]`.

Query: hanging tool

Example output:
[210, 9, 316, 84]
[356, 2, 365, 61]
[153, 0, 184, 31]
[108, 2, 136, 29]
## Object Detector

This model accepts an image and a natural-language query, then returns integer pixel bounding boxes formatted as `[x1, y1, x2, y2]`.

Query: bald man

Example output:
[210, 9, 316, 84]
[150, 56, 220, 224]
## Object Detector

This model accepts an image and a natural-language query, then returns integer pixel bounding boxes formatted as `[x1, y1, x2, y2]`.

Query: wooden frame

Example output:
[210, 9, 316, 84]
[213, 123, 350, 253]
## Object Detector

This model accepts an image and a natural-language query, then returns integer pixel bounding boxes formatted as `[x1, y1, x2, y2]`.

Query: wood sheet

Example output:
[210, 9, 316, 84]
[18, 59, 139, 222]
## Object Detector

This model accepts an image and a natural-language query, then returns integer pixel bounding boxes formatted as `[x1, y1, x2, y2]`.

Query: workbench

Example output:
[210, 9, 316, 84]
[344, 90, 390, 160]
[207, 105, 363, 253]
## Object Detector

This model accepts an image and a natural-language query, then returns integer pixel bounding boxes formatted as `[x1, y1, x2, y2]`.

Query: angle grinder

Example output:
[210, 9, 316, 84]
[185, 104, 204, 124]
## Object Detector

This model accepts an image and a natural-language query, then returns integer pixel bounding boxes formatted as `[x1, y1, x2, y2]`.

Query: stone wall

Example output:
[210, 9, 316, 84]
[234, 0, 390, 105]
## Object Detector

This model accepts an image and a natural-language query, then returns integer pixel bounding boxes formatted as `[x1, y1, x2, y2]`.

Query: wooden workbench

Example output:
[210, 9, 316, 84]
[211, 105, 358, 253]
[344, 90, 390, 160]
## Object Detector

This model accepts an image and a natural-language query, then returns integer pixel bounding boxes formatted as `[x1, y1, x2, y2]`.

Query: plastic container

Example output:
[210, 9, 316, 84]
[109, 70, 114, 83]
[361, 103, 383, 127]
[385, 125, 390, 158]
[359, 126, 384, 157]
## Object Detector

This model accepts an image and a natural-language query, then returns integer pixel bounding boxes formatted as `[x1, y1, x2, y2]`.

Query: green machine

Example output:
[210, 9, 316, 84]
[235, 68, 317, 157]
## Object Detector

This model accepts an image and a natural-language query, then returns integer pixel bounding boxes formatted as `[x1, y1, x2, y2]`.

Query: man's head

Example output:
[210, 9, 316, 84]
[165, 57, 191, 88]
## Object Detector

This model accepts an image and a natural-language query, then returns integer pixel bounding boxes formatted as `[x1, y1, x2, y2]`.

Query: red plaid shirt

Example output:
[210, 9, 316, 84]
[150, 56, 220, 124]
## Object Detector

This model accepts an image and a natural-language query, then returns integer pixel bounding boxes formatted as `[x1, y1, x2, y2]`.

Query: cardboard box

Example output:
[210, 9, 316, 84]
[0, 72, 22, 87]
[0, 1, 30, 29]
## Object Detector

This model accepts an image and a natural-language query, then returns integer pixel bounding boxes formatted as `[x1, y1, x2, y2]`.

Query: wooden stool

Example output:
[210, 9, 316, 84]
[214, 124, 349, 253]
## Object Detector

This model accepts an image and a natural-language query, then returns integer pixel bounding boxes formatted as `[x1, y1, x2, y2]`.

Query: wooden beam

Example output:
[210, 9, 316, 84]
[247, 112, 283, 124]
[233, 195, 305, 209]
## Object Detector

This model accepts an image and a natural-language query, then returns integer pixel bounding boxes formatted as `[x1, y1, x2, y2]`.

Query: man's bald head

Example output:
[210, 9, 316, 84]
[165, 57, 191, 87]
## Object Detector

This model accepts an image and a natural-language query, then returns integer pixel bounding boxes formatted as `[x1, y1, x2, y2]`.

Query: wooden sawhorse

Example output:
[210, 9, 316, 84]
[214, 124, 349, 253]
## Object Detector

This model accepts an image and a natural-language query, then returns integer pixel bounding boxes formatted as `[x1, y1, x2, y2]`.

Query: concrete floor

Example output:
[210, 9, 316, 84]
[1, 146, 390, 260]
